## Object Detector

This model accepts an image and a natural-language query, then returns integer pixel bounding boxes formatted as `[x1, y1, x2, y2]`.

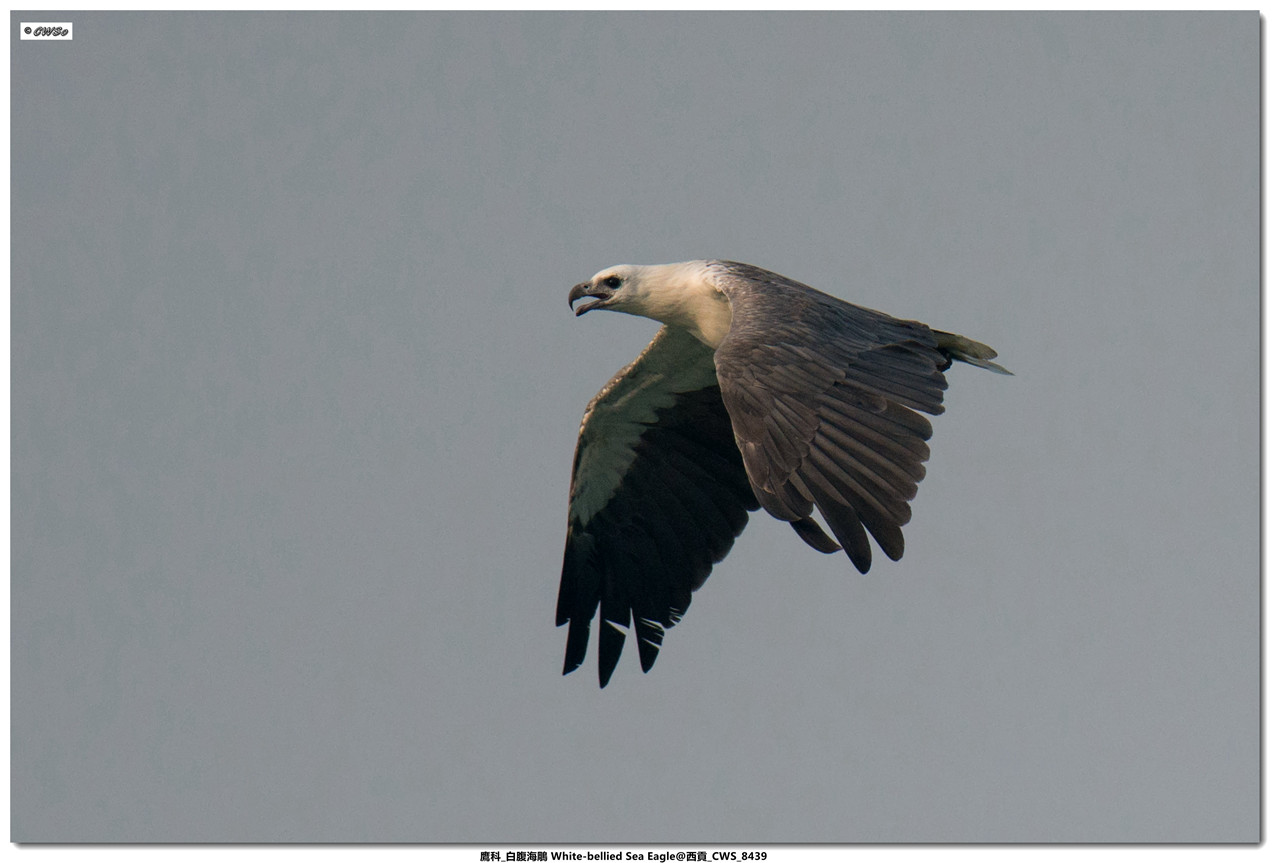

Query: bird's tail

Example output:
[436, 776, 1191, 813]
[932, 330, 1013, 375]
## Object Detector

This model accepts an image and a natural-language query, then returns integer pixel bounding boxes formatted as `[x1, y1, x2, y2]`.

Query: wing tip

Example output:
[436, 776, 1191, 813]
[789, 516, 843, 554]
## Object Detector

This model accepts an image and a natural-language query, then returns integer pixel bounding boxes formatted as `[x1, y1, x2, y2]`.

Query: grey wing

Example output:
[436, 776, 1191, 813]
[712, 265, 951, 573]
[557, 327, 761, 687]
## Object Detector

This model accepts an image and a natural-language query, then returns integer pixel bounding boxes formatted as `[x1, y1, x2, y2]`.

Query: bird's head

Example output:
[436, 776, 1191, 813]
[568, 261, 731, 347]
[568, 265, 646, 317]
[568, 261, 721, 317]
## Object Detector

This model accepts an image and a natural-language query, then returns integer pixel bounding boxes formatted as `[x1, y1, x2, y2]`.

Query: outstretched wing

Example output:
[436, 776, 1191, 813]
[711, 262, 953, 574]
[558, 327, 760, 687]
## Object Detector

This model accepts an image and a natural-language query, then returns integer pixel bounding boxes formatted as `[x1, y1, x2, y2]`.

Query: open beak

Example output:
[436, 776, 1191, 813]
[568, 282, 612, 316]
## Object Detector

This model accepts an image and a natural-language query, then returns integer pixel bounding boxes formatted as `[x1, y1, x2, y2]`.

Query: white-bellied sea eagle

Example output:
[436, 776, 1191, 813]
[560, 260, 1009, 687]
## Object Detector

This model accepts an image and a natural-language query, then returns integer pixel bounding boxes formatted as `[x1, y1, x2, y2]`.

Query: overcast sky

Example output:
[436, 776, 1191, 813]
[11, 11, 1258, 842]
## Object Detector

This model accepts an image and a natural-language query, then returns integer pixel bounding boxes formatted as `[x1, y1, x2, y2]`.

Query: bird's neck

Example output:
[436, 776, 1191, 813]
[633, 261, 733, 348]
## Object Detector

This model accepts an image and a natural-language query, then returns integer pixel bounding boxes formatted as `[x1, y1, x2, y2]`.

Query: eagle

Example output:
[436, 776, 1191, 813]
[558, 260, 1009, 686]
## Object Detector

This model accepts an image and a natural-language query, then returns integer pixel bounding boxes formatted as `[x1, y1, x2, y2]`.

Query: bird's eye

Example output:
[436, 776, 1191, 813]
[603, 276, 622, 289]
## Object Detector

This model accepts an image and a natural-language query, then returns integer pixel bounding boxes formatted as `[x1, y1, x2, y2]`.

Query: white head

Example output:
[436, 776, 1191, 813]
[568, 261, 731, 347]
[568, 264, 650, 317]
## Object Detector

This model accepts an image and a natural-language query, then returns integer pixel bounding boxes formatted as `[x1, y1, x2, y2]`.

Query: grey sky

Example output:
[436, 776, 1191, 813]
[10, 12, 1258, 842]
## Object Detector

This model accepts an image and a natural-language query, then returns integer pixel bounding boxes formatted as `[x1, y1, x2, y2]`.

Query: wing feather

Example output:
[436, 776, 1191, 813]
[712, 262, 966, 572]
[558, 326, 760, 686]
[792, 471, 874, 573]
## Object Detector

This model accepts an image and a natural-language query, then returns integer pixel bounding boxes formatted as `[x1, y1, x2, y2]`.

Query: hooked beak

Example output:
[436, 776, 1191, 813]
[568, 282, 612, 316]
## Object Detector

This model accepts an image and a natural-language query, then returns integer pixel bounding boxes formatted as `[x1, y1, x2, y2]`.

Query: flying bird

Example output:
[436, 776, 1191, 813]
[559, 260, 1009, 686]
